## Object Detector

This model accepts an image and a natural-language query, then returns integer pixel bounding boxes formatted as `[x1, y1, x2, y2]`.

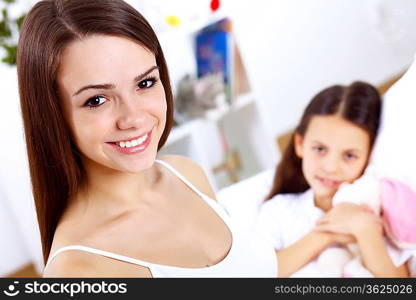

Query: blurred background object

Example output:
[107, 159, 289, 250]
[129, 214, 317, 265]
[0, 0, 27, 65]
[174, 73, 226, 124]
[1, 0, 416, 277]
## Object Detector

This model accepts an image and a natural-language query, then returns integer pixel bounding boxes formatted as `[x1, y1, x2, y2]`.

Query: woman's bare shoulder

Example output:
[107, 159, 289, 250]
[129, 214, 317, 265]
[158, 155, 216, 200]
[43, 250, 98, 278]
[43, 250, 152, 278]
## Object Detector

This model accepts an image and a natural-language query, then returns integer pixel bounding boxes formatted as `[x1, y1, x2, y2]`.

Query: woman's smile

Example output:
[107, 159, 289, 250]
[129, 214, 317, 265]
[106, 129, 152, 155]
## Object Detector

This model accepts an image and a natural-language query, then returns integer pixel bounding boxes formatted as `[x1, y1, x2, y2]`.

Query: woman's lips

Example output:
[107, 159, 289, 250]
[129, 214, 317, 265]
[106, 130, 152, 155]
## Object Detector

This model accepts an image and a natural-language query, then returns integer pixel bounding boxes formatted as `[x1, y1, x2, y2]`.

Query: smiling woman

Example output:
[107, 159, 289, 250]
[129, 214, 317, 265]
[16, 0, 278, 278]
[58, 35, 167, 174]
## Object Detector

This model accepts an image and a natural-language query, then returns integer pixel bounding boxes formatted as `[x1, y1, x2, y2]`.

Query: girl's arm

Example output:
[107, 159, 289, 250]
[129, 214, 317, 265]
[256, 196, 355, 277]
[353, 222, 408, 277]
[316, 203, 409, 277]
[276, 231, 354, 277]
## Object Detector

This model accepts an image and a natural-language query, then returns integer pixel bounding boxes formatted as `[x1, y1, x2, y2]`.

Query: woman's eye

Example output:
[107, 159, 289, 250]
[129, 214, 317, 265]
[138, 77, 156, 89]
[313, 146, 325, 153]
[84, 96, 106, 108]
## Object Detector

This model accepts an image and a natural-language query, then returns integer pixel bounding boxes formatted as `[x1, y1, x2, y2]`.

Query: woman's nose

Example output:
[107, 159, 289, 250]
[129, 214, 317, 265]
[116, 98, 146, 130]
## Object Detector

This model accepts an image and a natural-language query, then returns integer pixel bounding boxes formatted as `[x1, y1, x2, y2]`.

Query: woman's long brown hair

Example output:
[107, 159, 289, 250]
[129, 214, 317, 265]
[16, 0, 174, 264]
[266, 81, 381, 200]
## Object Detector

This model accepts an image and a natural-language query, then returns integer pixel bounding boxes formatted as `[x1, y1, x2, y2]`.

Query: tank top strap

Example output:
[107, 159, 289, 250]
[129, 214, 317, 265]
[44, 245, 154, 271]
[155, 159, 208, 200]
[155, 159, 232, 225]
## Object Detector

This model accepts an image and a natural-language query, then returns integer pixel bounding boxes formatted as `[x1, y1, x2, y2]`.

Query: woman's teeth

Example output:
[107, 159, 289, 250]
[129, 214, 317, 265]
[117, 134, 148, 148]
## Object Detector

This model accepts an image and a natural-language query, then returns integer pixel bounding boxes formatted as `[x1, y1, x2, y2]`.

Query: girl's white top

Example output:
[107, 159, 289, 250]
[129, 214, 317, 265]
[255, 189, 414, 277]
[44, 159, 277, 277]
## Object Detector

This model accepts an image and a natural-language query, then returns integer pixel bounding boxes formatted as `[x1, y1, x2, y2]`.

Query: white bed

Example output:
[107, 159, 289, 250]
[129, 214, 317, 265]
[217, 168, 274, 232]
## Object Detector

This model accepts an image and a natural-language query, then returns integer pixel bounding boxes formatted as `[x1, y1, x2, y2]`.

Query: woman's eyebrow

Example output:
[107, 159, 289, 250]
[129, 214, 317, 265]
[311, 140, 325, 146]
[72, 65, 159, 97]
[133, 65, 159, 83]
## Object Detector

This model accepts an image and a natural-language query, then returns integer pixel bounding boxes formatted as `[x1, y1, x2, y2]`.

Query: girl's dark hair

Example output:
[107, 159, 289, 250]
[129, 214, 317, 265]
[16, 0, 174, 264]
[266, 81, 381, 200]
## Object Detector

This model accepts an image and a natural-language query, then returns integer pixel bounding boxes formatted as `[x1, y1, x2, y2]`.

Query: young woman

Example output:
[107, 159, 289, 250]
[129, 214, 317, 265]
[17, 0, 277, 277]
[256, 81, 409, 277]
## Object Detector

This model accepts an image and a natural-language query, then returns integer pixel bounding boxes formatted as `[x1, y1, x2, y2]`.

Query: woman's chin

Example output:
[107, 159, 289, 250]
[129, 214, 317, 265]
[109, 159, 153, 174]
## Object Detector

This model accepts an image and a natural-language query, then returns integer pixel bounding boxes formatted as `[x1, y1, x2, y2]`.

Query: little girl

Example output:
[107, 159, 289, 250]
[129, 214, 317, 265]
[256, 81, 409, 277]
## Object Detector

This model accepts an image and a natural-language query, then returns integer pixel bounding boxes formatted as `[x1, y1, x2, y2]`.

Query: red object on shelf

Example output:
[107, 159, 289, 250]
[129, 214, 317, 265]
[210, 0, 220, 12]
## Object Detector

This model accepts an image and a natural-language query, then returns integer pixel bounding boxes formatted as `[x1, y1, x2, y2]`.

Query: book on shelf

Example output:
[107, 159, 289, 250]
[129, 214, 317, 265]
[194, 17, 250, 105]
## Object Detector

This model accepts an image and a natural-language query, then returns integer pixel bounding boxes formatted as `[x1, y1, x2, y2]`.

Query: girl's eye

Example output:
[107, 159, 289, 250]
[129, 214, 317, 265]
[84, 96, 106, 108]
[344, 153, 357, 161]
[138, 77, 157, 89]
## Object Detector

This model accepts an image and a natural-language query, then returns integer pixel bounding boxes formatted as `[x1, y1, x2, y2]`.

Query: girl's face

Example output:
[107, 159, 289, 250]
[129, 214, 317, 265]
[57, 35, 166, 174]
[294, 115, 371, 203]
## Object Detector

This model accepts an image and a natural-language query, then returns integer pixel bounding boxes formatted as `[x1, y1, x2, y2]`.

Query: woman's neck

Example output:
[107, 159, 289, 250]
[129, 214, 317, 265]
[73, 159, 162, 217]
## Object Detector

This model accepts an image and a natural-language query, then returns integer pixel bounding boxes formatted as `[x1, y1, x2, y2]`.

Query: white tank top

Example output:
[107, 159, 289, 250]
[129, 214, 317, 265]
[44, 159, 277, 277]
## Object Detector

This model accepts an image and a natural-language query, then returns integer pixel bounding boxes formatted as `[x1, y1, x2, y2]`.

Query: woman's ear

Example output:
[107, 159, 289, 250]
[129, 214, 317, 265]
[294, 133, 304, 158]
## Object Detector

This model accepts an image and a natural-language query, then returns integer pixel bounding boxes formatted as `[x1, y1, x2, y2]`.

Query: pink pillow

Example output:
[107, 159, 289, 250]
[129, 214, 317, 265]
[380, 178, 416, 249]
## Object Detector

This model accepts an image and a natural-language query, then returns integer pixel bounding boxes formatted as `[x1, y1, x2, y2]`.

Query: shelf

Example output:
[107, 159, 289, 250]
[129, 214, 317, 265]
[230, 92, 256, 111]
[165, 119, 201, 147]
[205, 92, 255, 121]
[167, 92, 255, 147]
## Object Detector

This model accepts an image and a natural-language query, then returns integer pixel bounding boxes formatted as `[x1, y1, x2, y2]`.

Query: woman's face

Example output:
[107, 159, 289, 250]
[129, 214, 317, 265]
[57, 35, 166, 173]
[294, 115, 371, 203]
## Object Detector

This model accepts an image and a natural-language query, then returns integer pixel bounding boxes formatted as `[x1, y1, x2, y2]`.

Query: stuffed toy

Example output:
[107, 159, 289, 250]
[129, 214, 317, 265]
[174, 73, 225, 124]
[316, 167, 416, 277]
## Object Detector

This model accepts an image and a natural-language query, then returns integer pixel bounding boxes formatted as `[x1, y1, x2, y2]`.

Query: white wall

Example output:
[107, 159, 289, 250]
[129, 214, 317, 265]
[156, 0, 416, 142]
[2, 0, 416, 275]
[0, 0, 44, 276]
[0, 65, 43, 275]
[224, 0, 416, 141]
[155, 0, 416, 166]
[0, 184, 30, 276]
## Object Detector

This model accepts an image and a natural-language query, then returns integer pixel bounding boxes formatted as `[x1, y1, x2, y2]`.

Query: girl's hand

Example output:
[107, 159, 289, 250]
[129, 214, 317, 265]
[314, 202, 383, 238]
[329, 232, 356, 246]
[312, 227, 355, 246]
